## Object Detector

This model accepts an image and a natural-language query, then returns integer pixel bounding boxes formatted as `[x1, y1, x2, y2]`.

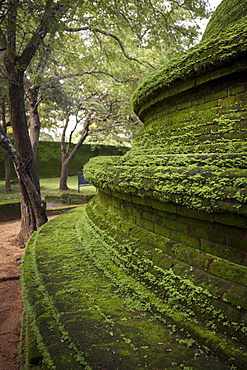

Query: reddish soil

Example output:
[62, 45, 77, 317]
[0, 219, 23, 370]
[0, 217, 56, 370]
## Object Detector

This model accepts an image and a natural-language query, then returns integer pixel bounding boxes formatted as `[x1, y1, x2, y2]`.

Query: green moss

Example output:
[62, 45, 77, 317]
[84, 153, 247, 217]
[21, 202, 247, 369]
[210, 260, 247, 286]
[131, 18, 247, 117]
[202, 0, 247, 41]
[21, 2, 247, 368]
[201, 241, 245, 264]
[26, 317, 43, 365]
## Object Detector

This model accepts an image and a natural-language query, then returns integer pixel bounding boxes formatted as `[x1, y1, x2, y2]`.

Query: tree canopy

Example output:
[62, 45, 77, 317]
[0, 0, 210, 240]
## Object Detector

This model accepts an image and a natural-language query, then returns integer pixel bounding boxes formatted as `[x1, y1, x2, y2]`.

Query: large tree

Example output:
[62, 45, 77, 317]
[0, 0, 78, 243]
[0, 0, 210, 243]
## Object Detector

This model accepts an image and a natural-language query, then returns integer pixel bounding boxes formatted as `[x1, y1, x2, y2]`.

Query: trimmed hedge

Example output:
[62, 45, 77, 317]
[0, 141, 129, 179]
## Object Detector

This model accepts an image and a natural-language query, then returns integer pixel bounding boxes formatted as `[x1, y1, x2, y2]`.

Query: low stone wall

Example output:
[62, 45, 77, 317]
[96, 189, 247, 264]
[20, 207, 247, 369]
[0, 202, 21, 222]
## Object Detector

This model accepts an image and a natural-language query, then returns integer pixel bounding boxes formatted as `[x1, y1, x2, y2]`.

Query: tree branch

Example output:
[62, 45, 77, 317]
[61, 113, 70, 157]
[65, 25, 156, 69]
[0, 126, 46, 221]
[19, 1, 67, 68]
[42, 70, 137, 88]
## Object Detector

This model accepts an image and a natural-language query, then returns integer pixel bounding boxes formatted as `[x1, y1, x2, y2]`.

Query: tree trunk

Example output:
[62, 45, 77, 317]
[0, 126, 48, 244]
[7, 69, 47, 244]
[1, 102, 11, 192]
[59, 118, 90, 191]
[1, 0, 69, 244]
[59, 157, 70, 190]
[26, 86, 41, 158]
[4, 152, 11, 192]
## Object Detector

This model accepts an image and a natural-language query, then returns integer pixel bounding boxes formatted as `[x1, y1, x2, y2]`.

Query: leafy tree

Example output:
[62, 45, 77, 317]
[0, 0, 210, 242]
[34, 0, 210, 189]
[0, 0, 79, 243]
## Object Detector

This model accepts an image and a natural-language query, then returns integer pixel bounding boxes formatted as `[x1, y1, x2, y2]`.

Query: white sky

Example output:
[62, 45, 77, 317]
[209, 0, 223, 10]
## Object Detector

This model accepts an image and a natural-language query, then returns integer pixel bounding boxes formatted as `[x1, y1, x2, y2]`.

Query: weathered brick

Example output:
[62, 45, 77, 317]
[229, 85, 246, 95]
[191, 227, 226, 245]
[151, 199, 177, 214]
[135, 217, 154, 232]
[176, 100, 192, 111]
[214, 213, 247, 228]
[226, 236, 247, 252]
[205, 90, 228, 102]
[201, 241, 245, 264]
[169, 230, 200, 248]
[132, 194, 152, 207]
[167, 219, 190, 234]
[237, 92, 247, 109]
[154, 223, 170, 238]
[220, 96, 237, 106]
[210, 260, 247, 286]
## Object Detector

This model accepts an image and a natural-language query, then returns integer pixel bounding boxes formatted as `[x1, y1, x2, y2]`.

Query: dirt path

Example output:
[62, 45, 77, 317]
[0, 220, 23, 370]
[0, 216, 56, 370]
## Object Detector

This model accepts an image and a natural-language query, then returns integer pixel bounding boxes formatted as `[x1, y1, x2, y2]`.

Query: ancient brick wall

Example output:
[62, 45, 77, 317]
[82, 4, 247, 362]
[134, 71, 247, 155]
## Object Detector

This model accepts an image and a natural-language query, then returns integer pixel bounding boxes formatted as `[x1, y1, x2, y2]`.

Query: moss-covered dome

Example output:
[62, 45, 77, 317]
[132, 0, 247, 119]
[202, 0, 247, 41]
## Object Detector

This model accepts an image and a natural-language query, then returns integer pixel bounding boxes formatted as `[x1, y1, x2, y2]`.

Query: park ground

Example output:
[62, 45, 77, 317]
[0, 218, 24, 369]
[0, 216, 57, 370]
[0, 178, 96, 369]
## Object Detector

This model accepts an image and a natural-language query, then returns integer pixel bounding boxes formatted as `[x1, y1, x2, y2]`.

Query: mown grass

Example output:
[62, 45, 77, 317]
[0, 176, 97, 204]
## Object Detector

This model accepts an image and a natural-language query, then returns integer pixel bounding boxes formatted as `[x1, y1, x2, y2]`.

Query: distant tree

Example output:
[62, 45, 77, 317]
[36, 0, 210, 190]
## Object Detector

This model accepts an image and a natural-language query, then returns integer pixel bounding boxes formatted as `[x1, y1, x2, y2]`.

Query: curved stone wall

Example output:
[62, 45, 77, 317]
[83, 0, 247, 364]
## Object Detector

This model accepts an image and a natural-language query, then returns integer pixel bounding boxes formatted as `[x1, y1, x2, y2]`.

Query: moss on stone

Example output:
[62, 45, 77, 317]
[202, 0, 247, 41]
[131, 18, 247, 118]
[21, 208, 247, 368]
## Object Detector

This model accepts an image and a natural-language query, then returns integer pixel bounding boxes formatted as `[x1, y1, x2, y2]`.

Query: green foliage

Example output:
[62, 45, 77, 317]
[22, 0, 210, 145]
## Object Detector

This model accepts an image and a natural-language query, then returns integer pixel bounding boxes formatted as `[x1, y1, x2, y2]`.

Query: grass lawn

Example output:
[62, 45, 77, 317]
[0, 176, 97, 204]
